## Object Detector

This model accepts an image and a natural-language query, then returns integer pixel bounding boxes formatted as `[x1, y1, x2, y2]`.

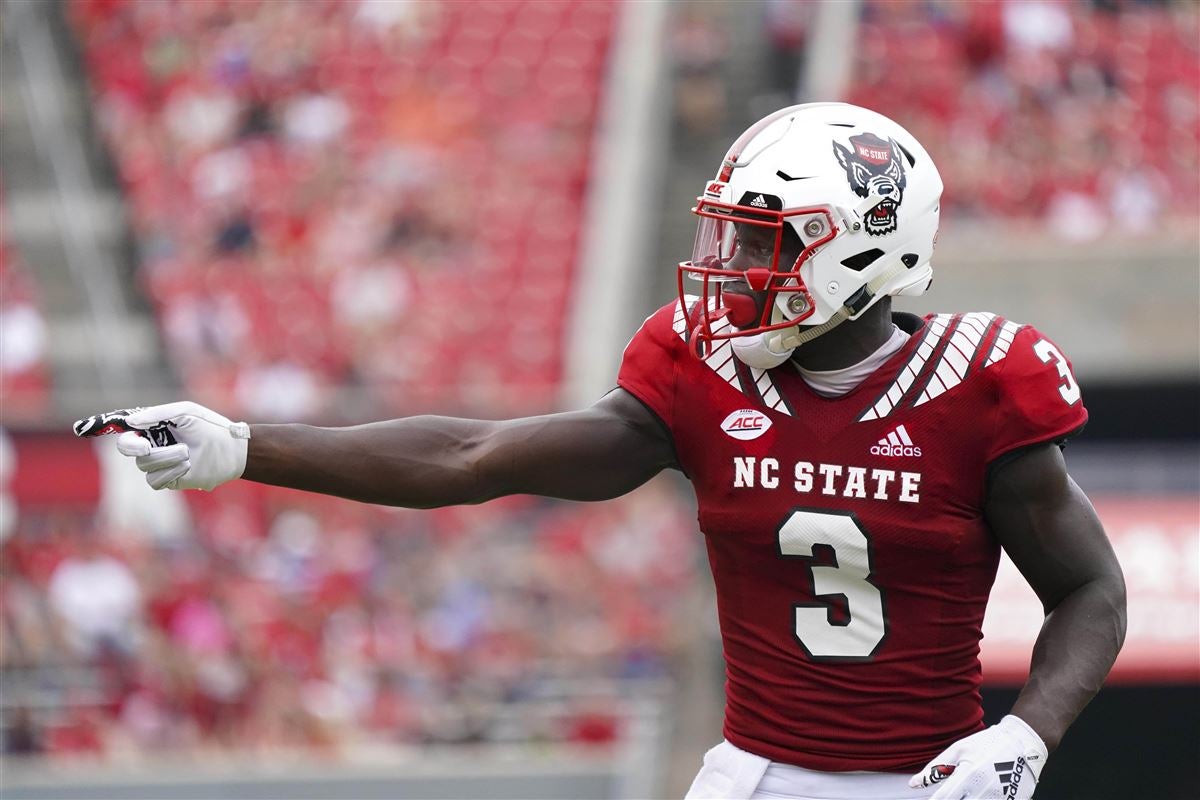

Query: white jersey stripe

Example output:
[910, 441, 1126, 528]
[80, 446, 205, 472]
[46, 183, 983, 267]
[958, 312, 995, 371]
[709, 344, 732, 367]
[713, 353, 737, 379]
[858, 313, 1014, 419]
[672, 296, 693, 336]
[752, 366, 793, 417]
[954, 335, 977, 360]
[985, 320, 1022, 366]
[671, 297, 796, 412]
[911, 312, 1004, 408]
[928, 371, 948, 396]
[857, 313, 952, 422]
[915, 358, 956, 407]
[943, 337, 971, 378]
[935, 360, 959, 390]
[959, 312, 992, 339]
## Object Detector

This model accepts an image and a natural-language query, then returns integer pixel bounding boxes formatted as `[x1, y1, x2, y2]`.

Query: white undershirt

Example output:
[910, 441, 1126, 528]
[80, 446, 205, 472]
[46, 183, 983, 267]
[795, 324, 909, 398]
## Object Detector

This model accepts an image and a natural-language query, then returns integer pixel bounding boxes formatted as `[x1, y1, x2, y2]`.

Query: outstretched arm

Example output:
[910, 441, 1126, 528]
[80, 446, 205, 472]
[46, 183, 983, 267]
[240, 389, 677, 507]
[985, 442, 1127, 752]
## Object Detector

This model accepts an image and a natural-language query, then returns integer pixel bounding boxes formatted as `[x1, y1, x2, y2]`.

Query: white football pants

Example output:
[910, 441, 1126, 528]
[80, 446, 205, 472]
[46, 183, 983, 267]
[685, 740, 936, 800]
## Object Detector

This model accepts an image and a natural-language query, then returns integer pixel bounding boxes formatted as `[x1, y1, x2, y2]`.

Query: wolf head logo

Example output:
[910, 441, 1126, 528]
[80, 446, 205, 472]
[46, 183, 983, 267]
[832, 132, 907, 237]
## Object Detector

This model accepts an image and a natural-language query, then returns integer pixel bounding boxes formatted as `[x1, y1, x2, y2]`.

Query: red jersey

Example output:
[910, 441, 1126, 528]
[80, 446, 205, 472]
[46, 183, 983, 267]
[617, 300, 1087, 772]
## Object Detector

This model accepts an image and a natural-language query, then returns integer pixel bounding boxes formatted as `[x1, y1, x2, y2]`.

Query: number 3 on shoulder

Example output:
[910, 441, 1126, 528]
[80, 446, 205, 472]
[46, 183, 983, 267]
[1032, 338, 1081, 405]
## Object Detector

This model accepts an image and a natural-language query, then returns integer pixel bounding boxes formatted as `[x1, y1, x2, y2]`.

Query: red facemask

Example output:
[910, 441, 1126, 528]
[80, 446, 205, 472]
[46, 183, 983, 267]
[677, 198, 839, 359]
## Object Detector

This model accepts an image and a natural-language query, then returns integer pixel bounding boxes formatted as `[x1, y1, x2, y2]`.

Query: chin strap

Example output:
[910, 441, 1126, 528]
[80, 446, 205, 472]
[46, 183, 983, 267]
[767, 259, 913, 352]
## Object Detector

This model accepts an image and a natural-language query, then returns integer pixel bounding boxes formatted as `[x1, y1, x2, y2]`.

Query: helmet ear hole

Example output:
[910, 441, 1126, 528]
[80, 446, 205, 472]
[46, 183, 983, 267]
[840, 248, 885, 272]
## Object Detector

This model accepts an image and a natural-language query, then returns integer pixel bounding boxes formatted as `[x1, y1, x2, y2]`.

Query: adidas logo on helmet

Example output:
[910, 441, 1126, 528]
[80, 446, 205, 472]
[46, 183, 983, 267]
[869, 424, 922, 457]
[749, 194, 768, 208]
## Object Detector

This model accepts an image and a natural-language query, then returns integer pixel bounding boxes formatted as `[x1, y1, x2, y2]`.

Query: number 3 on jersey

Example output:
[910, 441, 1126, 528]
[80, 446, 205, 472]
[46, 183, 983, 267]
[778, 509, 887, 660]
[1033, 338, 1081, 405]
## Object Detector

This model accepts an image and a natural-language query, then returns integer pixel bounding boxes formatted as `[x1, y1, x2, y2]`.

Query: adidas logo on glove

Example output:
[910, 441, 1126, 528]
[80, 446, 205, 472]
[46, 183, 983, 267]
[995, 756, 1027, 799]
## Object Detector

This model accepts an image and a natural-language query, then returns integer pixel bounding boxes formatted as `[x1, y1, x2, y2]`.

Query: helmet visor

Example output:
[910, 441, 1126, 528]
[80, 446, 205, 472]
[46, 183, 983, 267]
[688, 200, 783, 279]
[687, 199, 840, 278]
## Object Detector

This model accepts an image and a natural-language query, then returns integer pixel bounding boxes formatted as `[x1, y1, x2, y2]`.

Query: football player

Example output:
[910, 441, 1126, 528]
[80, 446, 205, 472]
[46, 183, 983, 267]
[78, 104, 1125, 800]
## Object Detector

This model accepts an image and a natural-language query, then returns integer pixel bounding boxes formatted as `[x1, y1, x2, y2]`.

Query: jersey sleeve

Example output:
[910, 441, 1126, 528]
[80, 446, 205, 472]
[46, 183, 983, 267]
[986, 324, 1088, 464]
[616, 301, 683, 431]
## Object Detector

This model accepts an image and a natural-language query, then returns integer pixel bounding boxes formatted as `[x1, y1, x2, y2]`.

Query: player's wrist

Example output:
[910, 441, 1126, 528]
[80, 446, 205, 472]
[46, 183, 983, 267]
[240, 423, 294, 484]
[998, 714, 1048, 777]
[229, 435, 249, 482]
[998, 714, 1043, 745]
[1004, 702, 1060, 753]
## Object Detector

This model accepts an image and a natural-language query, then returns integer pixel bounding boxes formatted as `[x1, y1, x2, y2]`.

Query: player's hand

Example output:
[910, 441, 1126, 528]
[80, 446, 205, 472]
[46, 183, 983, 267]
[909, 715, 1046, 799]
[74, 402, 250, 491]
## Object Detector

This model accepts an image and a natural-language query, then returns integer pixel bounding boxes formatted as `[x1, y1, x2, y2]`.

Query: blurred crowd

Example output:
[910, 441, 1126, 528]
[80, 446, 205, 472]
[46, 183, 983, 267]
[1, 479, 696, 757]
[70, 0, 615, 421]
[0, 195, 51, 415]
[849, 0, 1198, 236]
[672, 0, 1197, 238]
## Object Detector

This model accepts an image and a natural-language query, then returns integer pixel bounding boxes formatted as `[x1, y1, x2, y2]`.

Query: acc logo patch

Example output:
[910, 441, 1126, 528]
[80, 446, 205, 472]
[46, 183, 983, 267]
[721, 409, 772, 441]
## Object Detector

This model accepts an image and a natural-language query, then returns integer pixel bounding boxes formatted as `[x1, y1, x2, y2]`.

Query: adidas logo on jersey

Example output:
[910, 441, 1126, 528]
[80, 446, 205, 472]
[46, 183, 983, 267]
[870, 424, 922, 457]
[749, 194, 768, 208]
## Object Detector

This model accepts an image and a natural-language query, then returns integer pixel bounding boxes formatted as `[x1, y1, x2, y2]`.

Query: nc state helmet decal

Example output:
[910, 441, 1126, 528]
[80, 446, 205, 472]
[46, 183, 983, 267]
[832, 132, 907, 237]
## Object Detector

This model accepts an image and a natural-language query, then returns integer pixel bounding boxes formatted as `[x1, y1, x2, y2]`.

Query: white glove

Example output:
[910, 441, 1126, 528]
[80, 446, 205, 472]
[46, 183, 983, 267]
[76, 402, 250, 491]
[910, 716, 1047, 799]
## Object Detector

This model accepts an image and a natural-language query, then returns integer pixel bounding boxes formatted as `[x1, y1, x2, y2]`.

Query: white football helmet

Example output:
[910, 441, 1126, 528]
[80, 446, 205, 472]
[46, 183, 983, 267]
[678, 102, 943, 364]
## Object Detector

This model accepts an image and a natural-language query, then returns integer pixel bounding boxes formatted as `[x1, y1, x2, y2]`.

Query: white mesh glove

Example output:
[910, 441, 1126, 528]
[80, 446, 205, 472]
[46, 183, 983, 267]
[75, 402, 250, 491]
[910, 716, 1047, 799]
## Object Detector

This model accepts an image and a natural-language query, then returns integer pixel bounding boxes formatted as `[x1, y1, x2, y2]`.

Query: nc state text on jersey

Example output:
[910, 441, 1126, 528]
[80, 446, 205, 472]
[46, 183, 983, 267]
[732, 457, 921, 503]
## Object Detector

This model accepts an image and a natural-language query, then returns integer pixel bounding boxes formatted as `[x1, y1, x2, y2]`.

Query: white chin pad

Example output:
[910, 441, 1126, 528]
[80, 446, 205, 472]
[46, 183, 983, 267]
[731, 332, 794, 370]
